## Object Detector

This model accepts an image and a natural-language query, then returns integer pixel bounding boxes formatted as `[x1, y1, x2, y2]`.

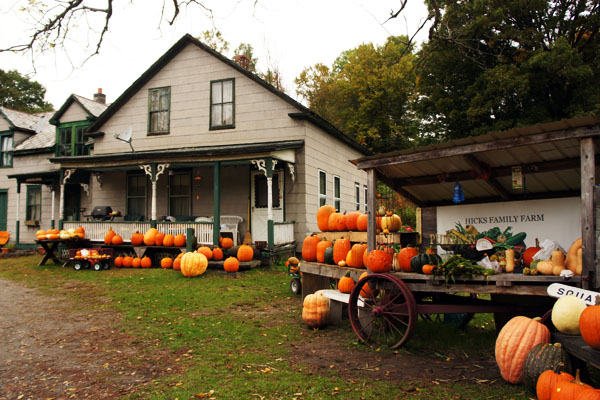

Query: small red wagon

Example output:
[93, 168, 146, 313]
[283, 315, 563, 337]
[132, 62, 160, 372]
[68, 248, 113, 271]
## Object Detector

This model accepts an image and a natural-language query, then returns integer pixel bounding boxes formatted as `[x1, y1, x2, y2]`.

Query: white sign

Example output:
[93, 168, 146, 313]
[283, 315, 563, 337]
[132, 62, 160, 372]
[436, 197, 581, 250]
[547, 283, 600, 306]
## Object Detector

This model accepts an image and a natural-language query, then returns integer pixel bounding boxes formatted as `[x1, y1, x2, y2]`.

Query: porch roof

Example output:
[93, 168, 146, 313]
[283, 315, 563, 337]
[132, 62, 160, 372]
[49, 139, 303, 169]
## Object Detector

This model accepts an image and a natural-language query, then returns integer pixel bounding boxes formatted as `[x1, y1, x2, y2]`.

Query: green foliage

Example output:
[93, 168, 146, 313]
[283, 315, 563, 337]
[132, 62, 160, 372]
[232, 43, 258, 72]
[0, 69, 54, 113]
[296, 37, 420, 153]
[199, 29, 230, 54]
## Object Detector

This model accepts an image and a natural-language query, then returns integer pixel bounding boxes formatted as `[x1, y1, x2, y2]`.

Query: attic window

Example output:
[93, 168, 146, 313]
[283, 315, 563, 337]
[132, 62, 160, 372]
[210, 79, 235, 130]
[0, 133, 13, 168]
[148, 87, 170, 135]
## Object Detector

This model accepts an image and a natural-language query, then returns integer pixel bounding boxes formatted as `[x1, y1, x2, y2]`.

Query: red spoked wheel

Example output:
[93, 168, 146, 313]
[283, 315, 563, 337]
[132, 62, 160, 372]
[348, 273, 417, 349]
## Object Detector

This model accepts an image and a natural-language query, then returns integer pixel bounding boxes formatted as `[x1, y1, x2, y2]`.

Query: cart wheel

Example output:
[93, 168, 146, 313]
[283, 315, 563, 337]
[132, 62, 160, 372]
[93, 262, 103, 271]
[73, 261, 85, 271]
[290, 278, 302, 295]
[103, 262, 110, 270]
[348, 273, 417, 349]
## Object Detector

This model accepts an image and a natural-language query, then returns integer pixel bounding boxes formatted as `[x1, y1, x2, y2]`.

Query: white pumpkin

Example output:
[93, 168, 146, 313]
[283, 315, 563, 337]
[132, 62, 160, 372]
[551, 295, 587, 335]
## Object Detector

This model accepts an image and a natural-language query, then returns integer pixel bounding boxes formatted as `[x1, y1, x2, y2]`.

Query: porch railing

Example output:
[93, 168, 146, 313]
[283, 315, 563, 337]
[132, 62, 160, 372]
[274, 221, 295, 246]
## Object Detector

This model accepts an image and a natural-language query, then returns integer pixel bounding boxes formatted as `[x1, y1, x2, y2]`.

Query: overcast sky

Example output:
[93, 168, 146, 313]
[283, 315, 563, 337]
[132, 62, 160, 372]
[0, 0, 429, 109]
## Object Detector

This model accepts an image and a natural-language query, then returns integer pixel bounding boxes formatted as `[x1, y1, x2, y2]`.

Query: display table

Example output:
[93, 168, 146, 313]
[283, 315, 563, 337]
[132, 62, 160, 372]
[35, 239, 91, 266]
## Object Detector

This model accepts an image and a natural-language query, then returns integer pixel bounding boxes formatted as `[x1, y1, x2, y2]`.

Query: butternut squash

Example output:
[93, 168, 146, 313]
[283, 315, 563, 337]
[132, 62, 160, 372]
[552, 264, 565, 276]
[576, 247, 583, 275]
[505, 249, 515, 273]
[565, 238, 582, 273]
[536, 260, 554, 275]
[551, 250, 565, 269]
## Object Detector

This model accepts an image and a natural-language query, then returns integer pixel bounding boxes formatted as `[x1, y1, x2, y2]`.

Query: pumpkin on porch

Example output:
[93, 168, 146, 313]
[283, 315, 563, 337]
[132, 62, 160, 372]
[333, 238, 351, 265]
[212, 247, 224, 261]
[131, 231, 144, 246]
[316, 240, 333, 263]
[552, 370, 593, 400]
[221, 237, 233, 249]
[237, 245, 254, 262]
[162, 234, 174, 247]
[345, 211, 361, 231]
[155, 232, 165, 246]
[74, 226, 85, 238]
[161, 257, 173, 269]
[197, 246, 213, 260]
[317, 204, 336, 232]
[111, 234, 124, 245]
[173, 234, 186, 247]
[104, 229, 116, 245]
[141, 256, 152, 268]
[302, 235, 321, 261]
[328, 212, 345, 232]
[144, 228, 158, 246]
[381, 213, 402, 232]
[224, 256, 239, 273]
[180, 252, 208, 277]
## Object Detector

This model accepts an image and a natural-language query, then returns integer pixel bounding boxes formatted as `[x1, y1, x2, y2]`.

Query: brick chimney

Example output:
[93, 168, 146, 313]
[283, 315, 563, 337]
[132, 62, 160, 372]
[93, 88, 106, 104]
[233, 54, 250, 70]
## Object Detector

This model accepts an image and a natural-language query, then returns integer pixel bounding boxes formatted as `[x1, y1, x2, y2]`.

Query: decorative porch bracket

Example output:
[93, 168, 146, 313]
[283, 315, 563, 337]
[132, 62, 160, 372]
[140, 163, 170, 221]
[251, 158, 277, 249]
[59, 168, 75, 227]
[287, 162, 295, 182]
[93, 172, 103, 187]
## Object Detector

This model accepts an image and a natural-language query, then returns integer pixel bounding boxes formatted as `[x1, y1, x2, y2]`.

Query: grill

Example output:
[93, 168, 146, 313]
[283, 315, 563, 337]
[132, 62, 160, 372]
[86, 206, 113, 221]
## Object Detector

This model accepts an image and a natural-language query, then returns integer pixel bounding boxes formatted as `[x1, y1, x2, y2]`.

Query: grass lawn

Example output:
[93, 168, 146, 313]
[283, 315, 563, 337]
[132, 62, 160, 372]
[0, 255, 534, 399]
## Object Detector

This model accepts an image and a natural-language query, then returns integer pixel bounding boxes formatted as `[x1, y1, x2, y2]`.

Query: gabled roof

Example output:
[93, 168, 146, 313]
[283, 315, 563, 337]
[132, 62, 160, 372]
[0, 106, 50, 134]
[87, 34, 370, 155]
[50, 94, 109, 124]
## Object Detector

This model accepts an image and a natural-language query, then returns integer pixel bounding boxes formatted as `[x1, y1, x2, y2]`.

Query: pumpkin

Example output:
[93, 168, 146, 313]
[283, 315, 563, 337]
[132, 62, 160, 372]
[141, 256, 152, 268]
[131, 231, 144, 246]
[381, 213, 402, 232]
[345, 211, 361, 231]
[565, 238, 583, 273]
[316, 240, 333, 263]
[333, 238, 351, 265]
[104, 229, 116, 245]
[143, 228, 158, 246]
[575, 389, 600, 400]
[221, 237, 233, 249]
[366, 249, 392, 273]
[338, 272, 355, 293]
[356, 214, 368, 232]
[114, 256, 123, 268]
[161, 257, 173, 269]
[212, 247, 224, 261]
[173, 234, 186, 247]
[122, 256, 133, 268]
[111, 234, 124, 245]
[537, 369, 575, 400]
[358, 271, 372, 297]
[522, 343, 571, 394]
[410, 253, 443, 274]
[422, 264, 436, 275]
[237, 245, 254, 262]
[47, 233, 59, 240]
[580, 305, 600, 350]
[363, 247, 370, 269]
[523, 238, 541, 267]
[180, 252, 208, 277]
[302, 293, 330, 328]
[324, 246, 335, 265]
[302, 235, 321, 261]
[224, 256, 240, 273]
[397, 246, 419, 272]
[173, 257, 182, 271]
[328, 212, 344, 232]
[155, 232, 165, 246]
[197, 246, 213, 260]
[346, 243, 367, 268]
[552, 370, 593, 400]
[74, 226, 85, 238]
[495, 316, 550, 384]
[317, 204, 336, 232]
[162, 234, 175, 247]
[552, 295, 587, 335]
[36, 229, 45, 236]
[132, 257, 141, 268]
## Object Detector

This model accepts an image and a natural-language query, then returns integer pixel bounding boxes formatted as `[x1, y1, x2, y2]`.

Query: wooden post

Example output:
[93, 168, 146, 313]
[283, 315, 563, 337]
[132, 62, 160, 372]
[367, 169, 377, 253]
[581, 137, 595, 289]
[50, 186, 55, 229]
[15, 181, 20, 245]
[266, 158, 275, 250]
[213, 161, 221, 246]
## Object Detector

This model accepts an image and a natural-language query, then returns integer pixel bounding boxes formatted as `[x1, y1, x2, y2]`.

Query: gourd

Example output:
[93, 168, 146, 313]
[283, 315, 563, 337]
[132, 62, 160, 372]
[74, 226, 85, 238]
[537, 260, 554, 275]
[410, 253, 443, 274]
[141, 256, 152, 268]
[131, 231, 144, 246]
[104, 229, 116, 245]
[536, 369, 575, 400]
[552, 295, 587, 335]
[366, 249, 392, 273]
[223, 256, 239, 273]
[302, 235, 320, 261]
[237, 245, 254, 262]
[162, 234, 174, 247]
[397, 246, 419, 272]
[565, 238, 582, 273]
[317, 204, 336, 232]
[180, 252, 208, 277]
[316, 240, 333, 263]
[197, 246, 213, 260]
[111, 234, 124, 245]
[495, 316, 550, 384]
[580, 305, 600, 350]
[143, 228, 158, 246]
[333, 238, 351, 265]
[338, 272, 355, 293]
[212, 247, 224, 261]
[522, 343, 571, 394]
[381, 213, 402, 232]
[323, 246, 335, 265]
[302, 293, 330, 328]
[160, 257, 173, 269]
[422, 264, 436, 275]
[505, 248, 515, 273]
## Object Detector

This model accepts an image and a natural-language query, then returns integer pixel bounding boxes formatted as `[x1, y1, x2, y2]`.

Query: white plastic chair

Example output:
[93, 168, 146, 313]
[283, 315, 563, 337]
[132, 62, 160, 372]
[209, 215, 244, 246]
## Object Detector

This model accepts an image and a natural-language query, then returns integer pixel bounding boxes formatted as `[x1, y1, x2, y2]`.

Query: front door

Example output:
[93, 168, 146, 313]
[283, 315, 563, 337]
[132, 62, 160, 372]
[251, 170, 284, 242]
[0, 190, 7, 230]
[64, 184, 81, 221]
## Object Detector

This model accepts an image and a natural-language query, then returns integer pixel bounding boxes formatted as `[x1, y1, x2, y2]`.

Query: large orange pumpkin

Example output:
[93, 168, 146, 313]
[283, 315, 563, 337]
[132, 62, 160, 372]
[224, 256, 240, 273]
[495, 316, 550, 384]
[141, 256, 152, 268]
[356, 214, 368, 231]
[366, 250, 392, 273]
[237, 245, 254, 262]
[180, 252, 208, 277]
[536, 370, 575, 400]
[345, 211, 361, 231]
[347, 243, 367, 268]
[221, 237, 233, 249]
[302, 293, 330, 328]
[155, 232, 165, 246]
[397, 247, 419, 272]
[328, 212, 345, 232]
[173, 234, 186, 247]
[580, 305, 600, 350]
[104, 229, 116, 245]
[551, 370, 592, 400]
[302, 235, 321, 261]
[316, 240, 333, 263]
[111, 234, 124, 245]
[212, 247, 224, 261]
[143, 228, 158, 246]
[161, 257, 173, 269]
[317, 204, 336, 232]
[197, 246, 213, 260]
[333, 238, 351, 265]
[131, 231, 144, 246]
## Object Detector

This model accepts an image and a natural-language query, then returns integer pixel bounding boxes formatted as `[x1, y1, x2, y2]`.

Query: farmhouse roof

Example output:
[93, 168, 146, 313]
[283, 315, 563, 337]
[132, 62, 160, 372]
[0, 107, 55, 153]
[50, 93, 109, 125]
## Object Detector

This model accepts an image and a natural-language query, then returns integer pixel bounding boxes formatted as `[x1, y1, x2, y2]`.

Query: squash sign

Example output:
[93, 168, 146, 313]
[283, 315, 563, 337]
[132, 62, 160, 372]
[547, 283, 600, 306]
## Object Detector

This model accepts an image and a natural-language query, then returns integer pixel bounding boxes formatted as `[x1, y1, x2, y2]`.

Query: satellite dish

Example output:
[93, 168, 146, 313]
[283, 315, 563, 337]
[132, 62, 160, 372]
[115, 126, 134, 152]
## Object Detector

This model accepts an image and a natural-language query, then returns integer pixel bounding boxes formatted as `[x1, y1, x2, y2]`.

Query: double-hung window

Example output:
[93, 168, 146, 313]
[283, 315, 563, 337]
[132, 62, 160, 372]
[57, 123, 88, 156]
[26, 185, 41, 221]
[210, 79, 234, 129]
[333, 176, 341, 212]
[127, 174, 146, 219]
[355, 182, 360, 211]
[318, 170, 327, 207]
[148, 87, 170, 134]
[0, 133, 13, 167]
[169, 172, 191, 217]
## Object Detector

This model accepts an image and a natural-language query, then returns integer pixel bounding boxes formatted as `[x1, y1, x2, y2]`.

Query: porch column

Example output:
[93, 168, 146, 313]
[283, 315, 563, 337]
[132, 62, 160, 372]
[59, 169, 75, 230]
[50, 185, 56, 229]
[267, 158, 277, 250]
[213, 161, 221, 246]
[140, 163, 169, 221]
[366, 169, 377, 253]
[15, 181, 20, 245]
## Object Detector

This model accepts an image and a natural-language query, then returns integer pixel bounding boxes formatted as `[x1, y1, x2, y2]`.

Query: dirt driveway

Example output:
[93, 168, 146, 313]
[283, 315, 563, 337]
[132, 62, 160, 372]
[0, 278, 166, 400]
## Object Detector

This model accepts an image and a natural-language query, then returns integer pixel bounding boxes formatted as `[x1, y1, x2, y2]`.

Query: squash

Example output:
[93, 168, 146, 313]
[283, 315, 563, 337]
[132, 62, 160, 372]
[536, 369, 575, 400]
[495, 316, 550, 384]
[410, 253, 443, 274]
[212, 247, 224, 261]
[180, 252, 208, 277]
[397, 246, 419, 272]
[580, 305, 600, 350]
[505, 248, 515, 273]
[551, 295, 587, 335]
[333, 238, 351, 265]
[537, 260, 554, 275]
[141, 256, 152, 268]
[576, 247, 583, 276]
[316, 240, 333, 263]
[381, 213, 402, 232]
[132, 257, 141, 268]
[114, 256, 123, 268]
[162, 234, 174, 247]
[173, 234, 186, 247]
[197, 246, 213, 260]
[565, 238, 582, 273]
[221, 237, 233, 249]
[522, 343, 571, 394]
[553, 263, 566, 276]
[358, 271, 372, 297]
[317, 205, 336, 232]
[111, 234, 124, 245]
[323, 246, 335, 265]
[302, 293, 330, 328]
[552, 249, 566, 269]
[576, 388, 600, 400]
[328, 212, 345, 232]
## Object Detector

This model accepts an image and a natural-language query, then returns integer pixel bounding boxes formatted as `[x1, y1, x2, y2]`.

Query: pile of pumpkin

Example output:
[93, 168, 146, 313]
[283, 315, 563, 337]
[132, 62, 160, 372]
[496, 295, 600, 399]
[316, 204, 403, 234]
[35, 227, 85, 240]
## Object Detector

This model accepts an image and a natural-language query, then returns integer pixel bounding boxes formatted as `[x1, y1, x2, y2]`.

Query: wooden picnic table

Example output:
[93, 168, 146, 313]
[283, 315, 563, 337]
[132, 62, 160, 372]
[35, 238, 91, 266]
